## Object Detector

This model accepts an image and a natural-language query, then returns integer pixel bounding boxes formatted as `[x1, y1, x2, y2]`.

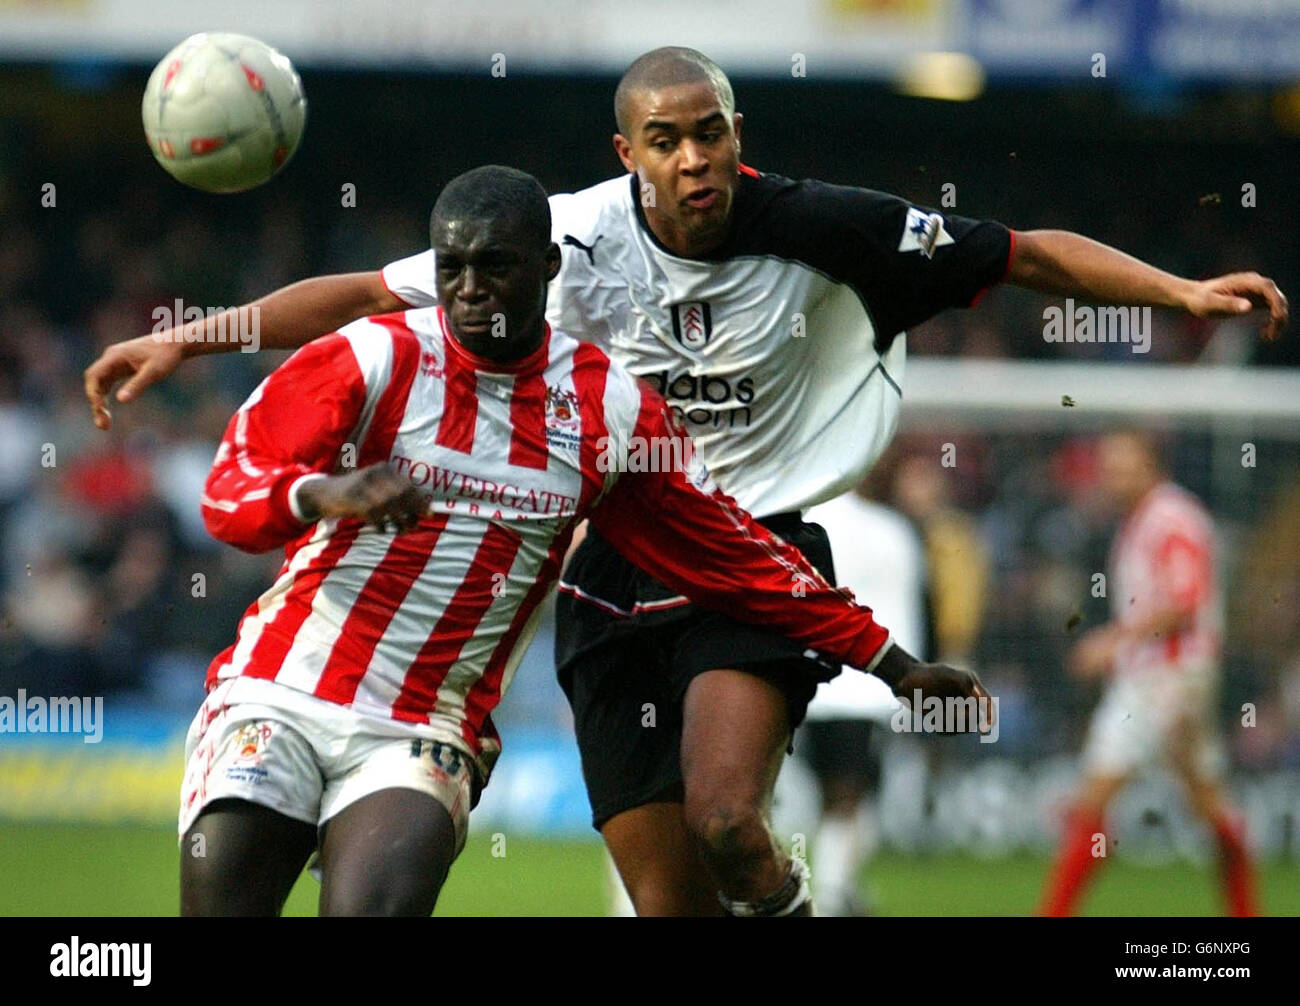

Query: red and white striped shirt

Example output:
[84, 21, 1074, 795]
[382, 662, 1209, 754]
[201, 308, 891, 782]
[1110, 481, 1221, 677]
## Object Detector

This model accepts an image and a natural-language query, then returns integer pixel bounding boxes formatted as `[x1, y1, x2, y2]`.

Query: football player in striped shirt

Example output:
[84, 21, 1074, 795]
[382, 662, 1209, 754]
[180, 165, 983, 916]
[1038, 431, 1259, 916]
[88, 50, 1285, 917]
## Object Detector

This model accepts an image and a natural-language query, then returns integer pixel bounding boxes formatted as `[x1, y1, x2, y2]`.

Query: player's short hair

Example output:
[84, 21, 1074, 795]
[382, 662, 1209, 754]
[430, 165, 551, 251]
[614, 46, 735, 135]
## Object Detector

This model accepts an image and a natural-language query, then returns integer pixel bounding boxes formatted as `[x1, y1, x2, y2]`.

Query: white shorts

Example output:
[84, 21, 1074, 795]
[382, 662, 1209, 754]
[178, 677, 475, 856]
[1081, 666, 1224, 779]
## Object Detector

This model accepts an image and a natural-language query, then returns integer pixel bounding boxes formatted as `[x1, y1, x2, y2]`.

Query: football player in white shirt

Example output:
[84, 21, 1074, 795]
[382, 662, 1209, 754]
[87, 49, 1286, 916]
[1039, 431, 1259, 916]
[799, 483, 928, 916]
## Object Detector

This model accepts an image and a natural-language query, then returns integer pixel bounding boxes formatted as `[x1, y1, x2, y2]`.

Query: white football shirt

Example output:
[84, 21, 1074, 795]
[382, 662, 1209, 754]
[383, 168, 1012, 517]
[804, 493, 927, 721]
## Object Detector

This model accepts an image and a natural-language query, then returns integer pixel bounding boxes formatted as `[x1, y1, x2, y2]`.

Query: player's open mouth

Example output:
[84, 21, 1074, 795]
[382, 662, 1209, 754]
[684, 188, 718, 209]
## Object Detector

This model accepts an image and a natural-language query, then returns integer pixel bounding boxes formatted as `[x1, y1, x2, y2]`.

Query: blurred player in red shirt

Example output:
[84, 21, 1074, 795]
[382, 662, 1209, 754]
[1039, 431, 1259, 916]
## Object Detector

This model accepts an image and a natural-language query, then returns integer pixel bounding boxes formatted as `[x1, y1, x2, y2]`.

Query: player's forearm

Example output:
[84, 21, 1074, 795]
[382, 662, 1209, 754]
[590, 485, 892, 670]
[202, 461, 318, 552]
[624, 523, 894, 671]
[591, 391, 896, 669]
[174, 271, 401, 357]
[1007, 229, 1195, 310]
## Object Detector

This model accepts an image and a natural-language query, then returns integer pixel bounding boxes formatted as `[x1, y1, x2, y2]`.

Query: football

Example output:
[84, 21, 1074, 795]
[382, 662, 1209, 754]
[141, 32, 306, 194]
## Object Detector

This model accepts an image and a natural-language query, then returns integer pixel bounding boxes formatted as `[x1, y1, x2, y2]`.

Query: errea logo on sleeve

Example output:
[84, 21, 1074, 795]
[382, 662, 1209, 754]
[898, 207, 954, 259]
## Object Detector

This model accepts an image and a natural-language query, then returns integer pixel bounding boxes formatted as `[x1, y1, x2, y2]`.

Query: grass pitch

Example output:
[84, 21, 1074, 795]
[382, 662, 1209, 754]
[1, 822, 1295, 916]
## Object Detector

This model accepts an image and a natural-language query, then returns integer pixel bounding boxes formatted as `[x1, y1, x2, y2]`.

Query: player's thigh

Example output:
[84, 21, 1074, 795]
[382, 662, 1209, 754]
[317, 787, 460, 917]
[672, 602, 826, 818]
[1076, 771, 1130, 813]
[1080, 676, 1159, 781]
[680, 667, 794, 815]
[178, 704, 324, 916]
[561, 635, 723, 914]
[559, 634, 688, 830]
[316, 738, 474, 917]
[181, 798, 317, 916]
[600, 802, 725, 916]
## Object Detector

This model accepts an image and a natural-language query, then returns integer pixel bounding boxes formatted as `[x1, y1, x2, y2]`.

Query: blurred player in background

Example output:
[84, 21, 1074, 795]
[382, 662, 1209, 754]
[86, 47, 1286, 916]
[1038, 431, 1260, 917]
[800, 475, 928, 916]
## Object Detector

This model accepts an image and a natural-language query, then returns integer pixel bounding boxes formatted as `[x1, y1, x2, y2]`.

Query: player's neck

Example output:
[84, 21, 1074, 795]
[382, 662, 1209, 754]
[445, 320, 548, 372]
[639, 203, 731, 259]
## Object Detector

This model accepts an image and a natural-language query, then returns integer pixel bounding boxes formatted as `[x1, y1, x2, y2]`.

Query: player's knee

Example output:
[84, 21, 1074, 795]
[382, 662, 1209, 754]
[683, 794, 768, 867]
[322, 874, 439, 917]
[319, 847, 450, 916]
[1078, 773, 1125, 813]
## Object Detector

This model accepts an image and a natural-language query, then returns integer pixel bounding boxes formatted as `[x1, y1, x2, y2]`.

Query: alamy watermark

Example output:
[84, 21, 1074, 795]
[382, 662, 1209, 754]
[891, 690, 999, 744]
[1043, 299, 1151, 354]
[151, 299, 260, 353]
[0, 690, 103, 743]
[596, 434, 697, 475]
[50, 938, 150, 985]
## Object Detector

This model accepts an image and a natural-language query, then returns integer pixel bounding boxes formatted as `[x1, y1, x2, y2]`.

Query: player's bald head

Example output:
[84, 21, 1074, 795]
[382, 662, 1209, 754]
[431, 165, 550, 250]
[614, 47, 735, 136]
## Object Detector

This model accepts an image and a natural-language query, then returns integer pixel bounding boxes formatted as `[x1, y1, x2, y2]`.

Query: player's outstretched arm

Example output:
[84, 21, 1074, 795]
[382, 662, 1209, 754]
[1007, 229, 1288, 340]
[85, 270, 404, 430]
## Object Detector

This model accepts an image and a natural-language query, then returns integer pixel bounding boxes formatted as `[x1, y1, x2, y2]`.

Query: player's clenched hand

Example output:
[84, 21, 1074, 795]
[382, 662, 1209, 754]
[1181, 271, 1288, 341]
[84, 333, 185, 431]
[871, 643, 996, 735]
[296, 464, 428, 533]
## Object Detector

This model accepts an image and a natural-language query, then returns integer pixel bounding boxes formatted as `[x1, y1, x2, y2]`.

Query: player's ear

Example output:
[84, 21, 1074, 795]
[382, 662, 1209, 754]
[612, 132, 636, 174]
[544, 242, 562, 281]
[732, 112, 743, 148]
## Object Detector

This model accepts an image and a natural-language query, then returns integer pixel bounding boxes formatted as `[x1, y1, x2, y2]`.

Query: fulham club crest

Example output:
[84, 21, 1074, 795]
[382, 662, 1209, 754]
[671, 301, 712, 349]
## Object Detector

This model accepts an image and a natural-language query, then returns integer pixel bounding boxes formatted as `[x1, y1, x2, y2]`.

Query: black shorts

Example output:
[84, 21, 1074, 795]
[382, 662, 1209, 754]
[555, 513, 839, 830]
[797, 718, 882, 790]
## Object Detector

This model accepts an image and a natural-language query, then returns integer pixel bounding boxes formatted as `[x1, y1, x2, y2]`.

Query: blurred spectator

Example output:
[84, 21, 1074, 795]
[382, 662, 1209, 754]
[893, 454, 990, 665]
